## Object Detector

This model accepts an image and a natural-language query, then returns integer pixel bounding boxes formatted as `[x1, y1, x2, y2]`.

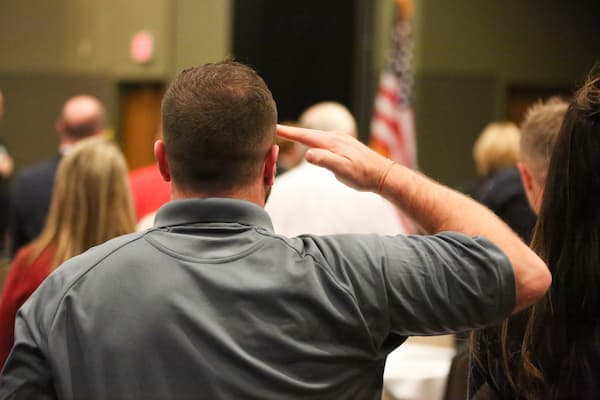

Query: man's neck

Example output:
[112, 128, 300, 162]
[170, 183, 268, 208]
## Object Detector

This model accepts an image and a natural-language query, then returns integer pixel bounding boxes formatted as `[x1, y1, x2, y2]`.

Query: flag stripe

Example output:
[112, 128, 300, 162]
[369, 1, 417, 233]
[369, 6, 417, 170]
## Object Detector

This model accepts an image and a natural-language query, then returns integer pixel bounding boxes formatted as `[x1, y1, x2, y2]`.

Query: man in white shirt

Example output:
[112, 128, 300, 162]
[266, 102, 409, 236]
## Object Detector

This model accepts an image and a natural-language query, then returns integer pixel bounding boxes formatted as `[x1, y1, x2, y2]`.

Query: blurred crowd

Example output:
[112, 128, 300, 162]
[0, 61, 598, 400]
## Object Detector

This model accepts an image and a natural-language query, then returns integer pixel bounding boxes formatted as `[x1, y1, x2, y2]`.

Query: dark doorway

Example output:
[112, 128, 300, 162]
[233, 0, 357, 122]
[507, 85, 573, 125]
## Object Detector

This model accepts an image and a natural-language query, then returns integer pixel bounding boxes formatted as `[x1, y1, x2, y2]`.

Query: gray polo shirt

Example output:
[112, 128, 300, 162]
[0, 198, 515, 400]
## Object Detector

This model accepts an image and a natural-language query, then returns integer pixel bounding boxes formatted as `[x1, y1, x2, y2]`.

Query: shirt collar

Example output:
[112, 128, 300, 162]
[154, 198, 274, 232]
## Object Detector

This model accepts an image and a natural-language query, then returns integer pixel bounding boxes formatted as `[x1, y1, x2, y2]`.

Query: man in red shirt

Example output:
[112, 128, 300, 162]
[129, 163, 170, 221]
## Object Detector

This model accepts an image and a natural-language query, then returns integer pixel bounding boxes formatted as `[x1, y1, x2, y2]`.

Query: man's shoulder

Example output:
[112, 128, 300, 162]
[272, 162, 315, 187]
[56, 232, 146, 277]
[491, 167, 521, 187]
[478, 168, 523, 204]
[268, 162, 404, 235]
[38, 232, 145, 301]
[15, 156, 60, 186]
[281, 232, 385, 268]
[270, 163, 345, 203]
[18, 231, 147, 336]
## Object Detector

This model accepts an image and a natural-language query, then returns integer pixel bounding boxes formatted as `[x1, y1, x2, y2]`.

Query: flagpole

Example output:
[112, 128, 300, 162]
[352, 0, 377, 143]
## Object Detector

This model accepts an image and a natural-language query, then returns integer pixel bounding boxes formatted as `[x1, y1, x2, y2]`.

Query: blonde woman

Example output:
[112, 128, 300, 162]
[472, 121, 521, 177]
[0, 136, 135, 368]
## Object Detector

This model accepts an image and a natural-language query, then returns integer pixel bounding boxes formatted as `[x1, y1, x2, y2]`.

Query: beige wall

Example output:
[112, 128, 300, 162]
[0, 0, 231, 79]
[2, 0, 599, 181]
[375, 0, 600, 185]
[0, 0, 164, 77]
[108, 0, 171, 80]
[174, 0, 232, 74]
[0, 2, 78, 74]
[418, 1, 599, 82]
[0, 0, 232, 169]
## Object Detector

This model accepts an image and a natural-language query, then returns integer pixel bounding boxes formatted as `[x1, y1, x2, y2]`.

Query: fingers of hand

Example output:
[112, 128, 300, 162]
[277, 124, 391, 191]
[305, 148, 349, 169]
[306, 148, 366, 190]
[277, 124, 337, 149]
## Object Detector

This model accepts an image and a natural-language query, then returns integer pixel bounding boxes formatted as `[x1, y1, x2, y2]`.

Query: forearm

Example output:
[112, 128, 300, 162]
[276, 125, 551, 312]
[381, 164, 502, 234]
[381, 164, 549, 312]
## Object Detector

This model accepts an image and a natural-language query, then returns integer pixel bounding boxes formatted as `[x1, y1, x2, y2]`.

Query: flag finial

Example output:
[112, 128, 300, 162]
[395, 0, 413, 19]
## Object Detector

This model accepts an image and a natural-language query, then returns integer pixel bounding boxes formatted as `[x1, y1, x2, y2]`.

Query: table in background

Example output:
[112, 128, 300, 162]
[383, 336, 456, 400]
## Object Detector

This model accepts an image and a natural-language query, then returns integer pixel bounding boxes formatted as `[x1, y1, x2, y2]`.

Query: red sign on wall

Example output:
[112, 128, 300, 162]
[130, 31, 154, 63]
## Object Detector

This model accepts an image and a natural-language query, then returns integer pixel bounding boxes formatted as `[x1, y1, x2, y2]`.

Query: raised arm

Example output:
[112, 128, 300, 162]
[277, 125, 550, 313]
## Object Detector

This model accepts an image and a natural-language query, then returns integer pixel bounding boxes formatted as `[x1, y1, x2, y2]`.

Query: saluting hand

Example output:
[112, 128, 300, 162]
[277, 124, 393, 194]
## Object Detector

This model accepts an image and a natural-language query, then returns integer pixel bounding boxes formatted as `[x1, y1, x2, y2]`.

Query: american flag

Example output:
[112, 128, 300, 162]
[369, 0, 417, 170]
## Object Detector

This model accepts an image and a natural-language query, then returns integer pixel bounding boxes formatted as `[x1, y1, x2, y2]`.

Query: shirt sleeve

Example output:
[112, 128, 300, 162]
[379, 232, 515, 336]
[0, 265, 62, 399]
[0, 313, 56, 400]
[314, 231, 515, 344]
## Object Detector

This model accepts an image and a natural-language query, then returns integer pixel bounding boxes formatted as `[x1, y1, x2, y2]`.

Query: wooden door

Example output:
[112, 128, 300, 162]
[119, 82, 164, 170]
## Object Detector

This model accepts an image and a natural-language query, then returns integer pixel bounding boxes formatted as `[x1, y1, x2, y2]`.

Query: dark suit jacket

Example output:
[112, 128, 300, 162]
[9, 155, 61, 256]
[475, 167, 536, 243]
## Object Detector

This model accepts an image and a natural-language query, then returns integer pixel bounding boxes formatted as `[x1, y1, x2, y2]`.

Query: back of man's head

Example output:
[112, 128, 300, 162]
[58, 95, 106, 141]
[161, 61, 277, 194]
[520, 97, 568, 185]
[299, 102, 357, 137]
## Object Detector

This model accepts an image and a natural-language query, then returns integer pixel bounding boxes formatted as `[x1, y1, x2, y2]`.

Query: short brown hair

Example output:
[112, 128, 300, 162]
[520, 97, 568, 183]
[161, 61, 277, 193]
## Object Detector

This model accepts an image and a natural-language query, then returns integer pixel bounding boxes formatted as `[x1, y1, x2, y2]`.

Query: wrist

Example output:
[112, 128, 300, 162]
[376, 160, 395, 194]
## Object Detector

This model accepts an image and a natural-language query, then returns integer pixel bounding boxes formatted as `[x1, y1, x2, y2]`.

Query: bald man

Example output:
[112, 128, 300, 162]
[9, 95, 106, 256]
[266, 102, 409, 235]
[298, 101, 357, 135]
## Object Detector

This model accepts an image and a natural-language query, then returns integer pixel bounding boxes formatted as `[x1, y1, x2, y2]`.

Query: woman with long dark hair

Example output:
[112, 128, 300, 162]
[471, 73, 600, 399]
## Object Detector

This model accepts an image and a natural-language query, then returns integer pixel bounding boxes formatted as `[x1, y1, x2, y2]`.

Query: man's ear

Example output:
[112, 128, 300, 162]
[263, 144, 279, 187]
[517, 162, 533, 191]
[154, 139, 171, 182]
[517, 161, 539, 214]
[55, 119, 64, 136]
